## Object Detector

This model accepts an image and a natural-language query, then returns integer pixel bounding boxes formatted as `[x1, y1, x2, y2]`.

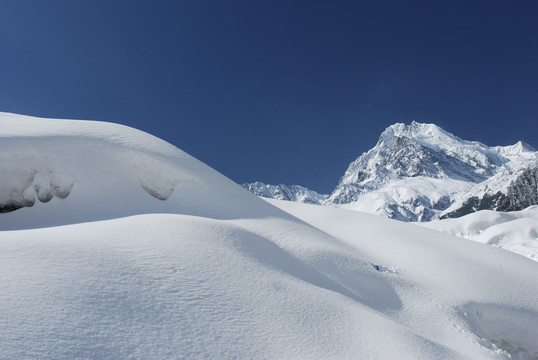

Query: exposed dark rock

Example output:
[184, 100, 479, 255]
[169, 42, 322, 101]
[0, 204, 23, 213]
[498, 167, 538, 212]
[442, 166, 538, 219]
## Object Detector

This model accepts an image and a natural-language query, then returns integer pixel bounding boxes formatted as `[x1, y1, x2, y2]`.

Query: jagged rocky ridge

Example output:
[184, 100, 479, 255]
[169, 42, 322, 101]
[242, 182, 327, 205]
[441, 166, 538, 219]
[245, 122, 538, 221]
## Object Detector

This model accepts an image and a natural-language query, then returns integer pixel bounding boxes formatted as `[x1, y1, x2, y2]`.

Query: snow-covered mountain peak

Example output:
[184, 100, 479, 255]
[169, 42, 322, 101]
[379, 121, 456, 149]
[496, 141, 536, 157]
[325, 122, 537, 220]
[330, 123, 494, 202]
[327, 122, 536, 221]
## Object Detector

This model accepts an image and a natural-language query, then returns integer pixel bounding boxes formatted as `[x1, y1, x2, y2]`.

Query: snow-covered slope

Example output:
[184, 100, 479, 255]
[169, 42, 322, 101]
[1, 112, 538, 359]
[0, 112, 284, 230]
[246, 121, 537, 222]
[263, 198, 538, 360]
[421, 206, 538, 262]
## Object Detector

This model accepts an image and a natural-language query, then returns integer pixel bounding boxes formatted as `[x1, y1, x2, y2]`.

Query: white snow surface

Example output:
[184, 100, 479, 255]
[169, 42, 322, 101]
[421, 206, 538, 262]
[1, 112, 538, 359]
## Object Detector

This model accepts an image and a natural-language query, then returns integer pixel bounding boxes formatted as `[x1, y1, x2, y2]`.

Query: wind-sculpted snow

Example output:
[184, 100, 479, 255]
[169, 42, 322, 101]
[0, 147, 74, 212]
[0, 135, 193, 226]
[1, 112, 538, 359]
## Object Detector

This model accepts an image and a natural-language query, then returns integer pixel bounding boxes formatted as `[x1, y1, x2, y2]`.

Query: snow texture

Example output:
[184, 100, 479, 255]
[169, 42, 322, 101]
[1, 112, 538, 359]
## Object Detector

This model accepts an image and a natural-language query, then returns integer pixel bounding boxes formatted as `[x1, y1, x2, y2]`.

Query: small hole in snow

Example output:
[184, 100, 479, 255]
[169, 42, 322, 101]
[370, 263, 399, 274]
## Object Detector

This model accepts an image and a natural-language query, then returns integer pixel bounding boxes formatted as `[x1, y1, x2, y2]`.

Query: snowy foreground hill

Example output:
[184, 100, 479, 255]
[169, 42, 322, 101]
[1, 112, 538, 359]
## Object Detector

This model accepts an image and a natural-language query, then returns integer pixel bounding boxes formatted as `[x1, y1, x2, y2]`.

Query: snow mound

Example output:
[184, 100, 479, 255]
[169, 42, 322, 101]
[0, 155, 74, 212]
[0, 112, 189, 209]
[0, 112, 281, 230]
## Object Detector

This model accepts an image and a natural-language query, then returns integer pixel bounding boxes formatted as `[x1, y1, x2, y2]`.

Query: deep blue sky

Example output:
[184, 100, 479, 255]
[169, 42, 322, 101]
[1, 1, 537, 193]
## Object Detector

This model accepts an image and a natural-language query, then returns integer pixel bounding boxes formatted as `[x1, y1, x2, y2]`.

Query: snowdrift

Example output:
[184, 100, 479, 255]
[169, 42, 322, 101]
[1, 112, 537, 359]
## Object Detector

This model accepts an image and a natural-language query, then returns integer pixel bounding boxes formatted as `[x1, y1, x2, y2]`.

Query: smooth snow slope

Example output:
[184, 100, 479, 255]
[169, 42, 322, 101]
[1, 112, 538, 359]
[264, 199, 538, 360]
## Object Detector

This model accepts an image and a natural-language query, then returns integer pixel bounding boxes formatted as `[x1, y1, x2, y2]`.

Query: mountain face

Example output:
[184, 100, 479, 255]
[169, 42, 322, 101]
[245, 122, 537, 221]
[441, 165, 538, 219]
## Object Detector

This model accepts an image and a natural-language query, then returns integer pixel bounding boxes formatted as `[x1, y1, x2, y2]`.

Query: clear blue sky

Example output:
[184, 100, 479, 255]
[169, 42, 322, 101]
[1, 1, 537, 193]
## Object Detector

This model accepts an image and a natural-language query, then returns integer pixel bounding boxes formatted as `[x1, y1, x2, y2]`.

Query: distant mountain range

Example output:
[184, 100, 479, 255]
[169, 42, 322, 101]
[244, 122, 538, 221]
[242, 182, 328, 205]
